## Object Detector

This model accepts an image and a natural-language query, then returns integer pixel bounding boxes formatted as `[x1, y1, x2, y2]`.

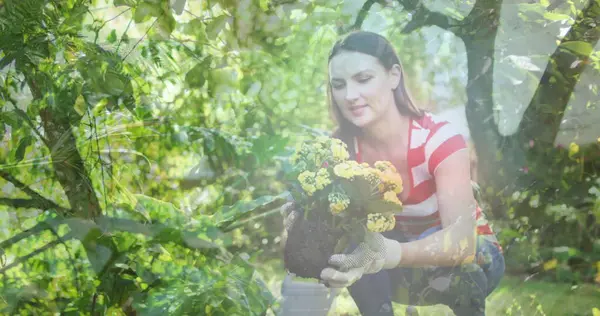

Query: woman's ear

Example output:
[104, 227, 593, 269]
[389, 64, 402, 90]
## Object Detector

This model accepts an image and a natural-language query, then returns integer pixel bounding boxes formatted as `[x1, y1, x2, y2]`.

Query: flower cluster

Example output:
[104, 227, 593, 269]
[297, 168, 332, 196]
[328, 192, 350, 214]
[291, 136, 349, 168]
[375, 161, 403, 194]
[367, 213, 396, 233]
[290, 136, 404, 233]
[333, 161, 367, 179]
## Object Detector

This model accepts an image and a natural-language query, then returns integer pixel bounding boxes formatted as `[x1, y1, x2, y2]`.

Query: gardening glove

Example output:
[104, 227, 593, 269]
[280, 201, 300, 252]
[320, 232, 402, 288]
[281, 201, 299, 231]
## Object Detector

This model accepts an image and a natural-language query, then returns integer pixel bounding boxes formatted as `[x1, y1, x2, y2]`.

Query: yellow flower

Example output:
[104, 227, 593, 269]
[364, 168, 381, 186]
[304, 184, 316, 196]
[298, 170, 313, 184]
[331, 140, 349, 163]
[384, 191, 402, 206]
[375, 161, 397, 173]
[315, 168, 332, 190]
[569, 142, 579, 157]
[328, 192, 350, 214]
[348, 161, 366, 177]
[380, 170, 403, 194]
[298, 171, 317, 196]
[333, 162, 354, 179]
[543, 258, 558, 271]
[367, 213, 396, 232]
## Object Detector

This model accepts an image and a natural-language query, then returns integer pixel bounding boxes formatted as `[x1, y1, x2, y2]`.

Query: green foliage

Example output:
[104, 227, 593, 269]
[0, 0, 599, 314]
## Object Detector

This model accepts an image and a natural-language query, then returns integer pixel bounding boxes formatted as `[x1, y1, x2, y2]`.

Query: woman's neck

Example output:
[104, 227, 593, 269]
[360, 107, 409, 153]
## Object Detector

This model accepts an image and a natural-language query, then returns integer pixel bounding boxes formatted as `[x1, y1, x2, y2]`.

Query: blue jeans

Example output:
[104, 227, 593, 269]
[347, 227, 505, 316]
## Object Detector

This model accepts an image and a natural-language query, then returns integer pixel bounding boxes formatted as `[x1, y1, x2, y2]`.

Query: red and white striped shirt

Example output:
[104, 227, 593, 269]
[355, 112, 501, 251]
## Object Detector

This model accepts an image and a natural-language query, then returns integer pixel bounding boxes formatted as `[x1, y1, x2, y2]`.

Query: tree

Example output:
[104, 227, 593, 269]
[349, 0, 599, 215]
[0, 0, 295, 313]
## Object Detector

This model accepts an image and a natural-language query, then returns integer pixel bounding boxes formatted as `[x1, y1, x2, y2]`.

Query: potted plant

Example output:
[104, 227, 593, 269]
[281, 136, 404, 279]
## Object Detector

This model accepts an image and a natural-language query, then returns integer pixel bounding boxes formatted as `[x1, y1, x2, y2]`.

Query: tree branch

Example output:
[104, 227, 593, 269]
[0, 233, 71, 274]
[0, 220, 58, 252]
[0, 170, 70, 214]
[27, 77, 102, 219]
[396, 0, 464, 35]
[0, 198, 48, 209]
[347, 0, 388, 32]
[519, 0, 600, 147]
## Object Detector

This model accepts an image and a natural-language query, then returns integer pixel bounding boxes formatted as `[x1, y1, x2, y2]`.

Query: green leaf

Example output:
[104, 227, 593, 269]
[182, 18, 208, 43]
[0, 110, 22, 127]
[339, 177, 373, 208]
[560, 41, 593, 56]
[104, 71, 127, 96]
[250, 134, 289, 166]
[0, 53, 16, 71]
[107, 29, 118, 43]
[13, 135, 33, 163]
[113, 178, 138, 212]
[185, 57, 211, 88]
[134, 2, 162, 23]
[206, 15, 230, 40]
[212, 193, 289, 230]
[364, 199, 403, 215]
[208, 67, 239, 97]
[62, 218, 115, 275]
[133, 194, 182, 224]
[151, 225, 220, 249]
[152, 11, 176, 40]
[114, 0, 137, 7]
[543, 12, 571, 21]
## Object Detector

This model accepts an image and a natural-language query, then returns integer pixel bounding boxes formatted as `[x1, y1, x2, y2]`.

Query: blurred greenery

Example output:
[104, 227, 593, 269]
[0, 0, 598, 315]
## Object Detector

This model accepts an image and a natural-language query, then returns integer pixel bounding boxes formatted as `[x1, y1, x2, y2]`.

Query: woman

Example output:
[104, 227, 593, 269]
[284, 31, 505, 316]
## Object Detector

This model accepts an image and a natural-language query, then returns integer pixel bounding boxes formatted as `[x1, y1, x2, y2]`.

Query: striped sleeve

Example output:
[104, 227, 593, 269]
[424, 121, 467, 175]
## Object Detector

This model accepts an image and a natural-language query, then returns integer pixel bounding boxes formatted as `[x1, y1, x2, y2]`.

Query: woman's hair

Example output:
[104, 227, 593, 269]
[328, 31, 423, 157]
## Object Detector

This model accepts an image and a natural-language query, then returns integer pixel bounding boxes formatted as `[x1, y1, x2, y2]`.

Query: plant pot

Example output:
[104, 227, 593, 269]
[278, 273, 340, 316]
[283, 211, 343, 279]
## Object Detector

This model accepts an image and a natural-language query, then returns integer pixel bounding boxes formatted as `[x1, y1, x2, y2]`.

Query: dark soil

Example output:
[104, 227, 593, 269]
[283, 212, 343, 279]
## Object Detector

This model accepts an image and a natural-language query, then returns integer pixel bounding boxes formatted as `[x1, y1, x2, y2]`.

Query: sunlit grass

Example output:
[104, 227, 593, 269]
[257, 258, 600, 316]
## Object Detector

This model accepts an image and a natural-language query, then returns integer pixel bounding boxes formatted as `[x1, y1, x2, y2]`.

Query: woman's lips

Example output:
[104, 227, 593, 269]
[349, 104, 368, 116]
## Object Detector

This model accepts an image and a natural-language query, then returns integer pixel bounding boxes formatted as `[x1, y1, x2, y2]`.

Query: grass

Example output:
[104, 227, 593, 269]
[257, 259, 600, 316]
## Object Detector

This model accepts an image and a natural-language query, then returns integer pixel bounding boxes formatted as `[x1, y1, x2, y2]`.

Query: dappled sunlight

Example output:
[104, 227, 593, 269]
[0, 0, 599, 315]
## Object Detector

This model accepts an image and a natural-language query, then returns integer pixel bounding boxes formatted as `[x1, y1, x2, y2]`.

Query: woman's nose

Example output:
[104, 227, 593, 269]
[345, 85, 360, 101]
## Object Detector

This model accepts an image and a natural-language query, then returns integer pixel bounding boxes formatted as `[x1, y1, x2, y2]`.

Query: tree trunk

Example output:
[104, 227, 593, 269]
[27, 78, 102, 219]
[516, 0, 600, 179]
[459, 0, 520, 217]
[464, 0, 599, 216]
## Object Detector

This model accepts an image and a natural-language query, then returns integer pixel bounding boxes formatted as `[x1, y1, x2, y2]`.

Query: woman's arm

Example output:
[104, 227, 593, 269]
[391, 149, 478, 267]
[318, 148, 479, 287]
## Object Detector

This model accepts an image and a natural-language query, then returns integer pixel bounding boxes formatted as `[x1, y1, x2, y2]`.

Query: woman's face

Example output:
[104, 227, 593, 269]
[329, 50, 401, 128]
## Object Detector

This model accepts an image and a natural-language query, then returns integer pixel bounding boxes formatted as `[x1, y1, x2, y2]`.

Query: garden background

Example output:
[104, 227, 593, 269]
[0, 0, 599, 314]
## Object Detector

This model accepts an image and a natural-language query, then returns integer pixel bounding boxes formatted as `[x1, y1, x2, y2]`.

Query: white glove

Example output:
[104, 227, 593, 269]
[280, 201, 300, 252]
[320, 232, 402, 288]
[281, 202, 299, 230]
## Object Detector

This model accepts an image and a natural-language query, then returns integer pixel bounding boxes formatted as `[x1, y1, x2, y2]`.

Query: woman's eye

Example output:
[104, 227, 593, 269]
[357, 76, 372, 83]
[332, 83, 345, 90]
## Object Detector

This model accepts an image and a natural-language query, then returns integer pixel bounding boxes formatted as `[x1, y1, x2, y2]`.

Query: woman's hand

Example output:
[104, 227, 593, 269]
[320, 232, 403, 288]
[281, 201, 299, 230]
